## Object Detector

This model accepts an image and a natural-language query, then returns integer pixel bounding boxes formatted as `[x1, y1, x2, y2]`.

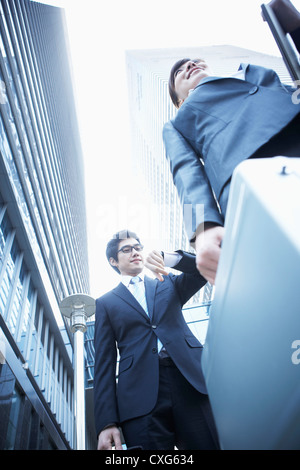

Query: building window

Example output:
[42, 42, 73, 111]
[4, 385, 22, 450]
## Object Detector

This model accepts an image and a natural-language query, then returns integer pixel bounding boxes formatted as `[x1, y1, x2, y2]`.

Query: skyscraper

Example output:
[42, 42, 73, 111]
[126, 45, 292, 302]
[0, 0, 90, 449]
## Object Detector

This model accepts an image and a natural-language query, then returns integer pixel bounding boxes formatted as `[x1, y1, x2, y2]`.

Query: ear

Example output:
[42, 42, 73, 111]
[109, 257, 118, 268]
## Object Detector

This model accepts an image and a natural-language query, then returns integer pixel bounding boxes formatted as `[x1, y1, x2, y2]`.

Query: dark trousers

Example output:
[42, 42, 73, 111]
[121, 357, 220, 450]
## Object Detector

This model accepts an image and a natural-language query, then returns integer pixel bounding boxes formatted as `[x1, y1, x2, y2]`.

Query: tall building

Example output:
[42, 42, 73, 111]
[0, 0, 90, 449]
[125, 45, 292, 302]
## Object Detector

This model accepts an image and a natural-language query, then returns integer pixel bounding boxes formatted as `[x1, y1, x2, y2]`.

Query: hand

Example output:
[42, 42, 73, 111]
[145, 250, 169, 281]
[97, 426, 123, 450]
[195, 225, 225, 285]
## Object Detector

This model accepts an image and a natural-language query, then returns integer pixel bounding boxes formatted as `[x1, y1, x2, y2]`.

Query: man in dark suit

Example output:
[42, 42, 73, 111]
[94, 230, 219, 450]
[163, 0, 300, 286]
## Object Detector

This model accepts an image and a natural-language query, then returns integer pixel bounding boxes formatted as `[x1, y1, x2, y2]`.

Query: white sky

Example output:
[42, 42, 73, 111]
[38, 0, 300, 297]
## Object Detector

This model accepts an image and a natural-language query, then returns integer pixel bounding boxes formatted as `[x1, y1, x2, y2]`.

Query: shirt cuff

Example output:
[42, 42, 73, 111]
[163, 251, 182, 268]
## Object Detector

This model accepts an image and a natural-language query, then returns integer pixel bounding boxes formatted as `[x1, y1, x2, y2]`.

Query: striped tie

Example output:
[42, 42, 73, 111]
[130, 276, 149, 315]
[130, 276, 164, 353]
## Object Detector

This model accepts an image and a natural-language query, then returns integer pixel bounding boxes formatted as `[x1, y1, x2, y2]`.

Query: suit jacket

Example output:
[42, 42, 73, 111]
[93, 251, 207, 435]
[163, 63, 300, 239]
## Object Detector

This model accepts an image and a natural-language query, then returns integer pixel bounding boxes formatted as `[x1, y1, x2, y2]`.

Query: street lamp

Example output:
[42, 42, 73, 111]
[59, 293, 95, 450]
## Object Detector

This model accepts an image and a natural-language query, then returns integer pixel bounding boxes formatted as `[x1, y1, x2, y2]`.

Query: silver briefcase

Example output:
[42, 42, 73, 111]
[202, 157, 300, 450]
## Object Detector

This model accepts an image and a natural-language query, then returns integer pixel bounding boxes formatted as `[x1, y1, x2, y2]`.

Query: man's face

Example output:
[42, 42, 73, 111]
[110, 237, 144, 276]
[174, 59, 212, 104]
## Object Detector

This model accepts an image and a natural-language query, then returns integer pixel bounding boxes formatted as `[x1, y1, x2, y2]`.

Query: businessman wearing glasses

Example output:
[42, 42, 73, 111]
[94, 229, 219, 451]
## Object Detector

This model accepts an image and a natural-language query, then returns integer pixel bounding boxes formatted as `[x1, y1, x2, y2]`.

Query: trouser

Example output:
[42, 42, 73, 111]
[219, 112, 300, 215]
[121, 356, 220, 450]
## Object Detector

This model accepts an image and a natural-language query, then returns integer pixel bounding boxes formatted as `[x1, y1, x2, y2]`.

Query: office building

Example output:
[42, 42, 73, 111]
[0, 0, 90, 449]
[125, 45, 292, 302]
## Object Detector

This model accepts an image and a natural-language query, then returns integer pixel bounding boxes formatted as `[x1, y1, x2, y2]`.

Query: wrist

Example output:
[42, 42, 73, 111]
[196, 223, 219, 240]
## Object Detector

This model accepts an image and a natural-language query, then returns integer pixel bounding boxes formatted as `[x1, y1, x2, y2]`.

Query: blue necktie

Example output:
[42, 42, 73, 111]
[130, 276, 164, 353]
[130, 276, 149, 315]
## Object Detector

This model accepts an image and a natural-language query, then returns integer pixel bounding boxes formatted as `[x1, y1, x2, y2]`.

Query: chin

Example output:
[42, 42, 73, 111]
[133, 265, 143, 273]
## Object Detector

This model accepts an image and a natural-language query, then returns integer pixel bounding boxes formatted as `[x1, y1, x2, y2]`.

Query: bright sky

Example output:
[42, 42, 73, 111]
[38, 0, 300, 297]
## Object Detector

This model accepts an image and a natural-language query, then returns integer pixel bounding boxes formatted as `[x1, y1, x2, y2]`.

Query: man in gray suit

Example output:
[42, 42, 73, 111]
[163, 0, 300, 285]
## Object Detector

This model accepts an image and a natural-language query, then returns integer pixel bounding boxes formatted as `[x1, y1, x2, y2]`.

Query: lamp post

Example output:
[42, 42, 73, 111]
[59, 293, 95, 450]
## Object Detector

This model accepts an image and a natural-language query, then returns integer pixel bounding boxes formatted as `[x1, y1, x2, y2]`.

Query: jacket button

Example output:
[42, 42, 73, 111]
[152, 325, 157, 329]
[249, 86, 258, 95]
[152, 348, 157, 354]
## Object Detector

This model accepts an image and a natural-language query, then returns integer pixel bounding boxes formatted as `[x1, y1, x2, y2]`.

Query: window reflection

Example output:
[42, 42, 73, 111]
[5, 386, 22, 450]
[0, 211, 75, 447]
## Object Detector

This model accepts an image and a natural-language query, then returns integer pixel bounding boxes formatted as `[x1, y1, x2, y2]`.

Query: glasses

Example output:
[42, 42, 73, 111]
[117, 244, 144, 254]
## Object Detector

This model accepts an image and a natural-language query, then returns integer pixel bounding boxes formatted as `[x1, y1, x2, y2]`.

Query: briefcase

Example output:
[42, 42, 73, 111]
[202, 157, 300, 449]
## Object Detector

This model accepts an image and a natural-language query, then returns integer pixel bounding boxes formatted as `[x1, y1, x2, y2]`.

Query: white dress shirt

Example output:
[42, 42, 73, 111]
[121, 251, 183, 355]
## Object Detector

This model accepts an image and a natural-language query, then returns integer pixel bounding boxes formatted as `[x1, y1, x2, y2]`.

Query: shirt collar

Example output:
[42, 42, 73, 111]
[188, 69, 245, 95]
[121, 271, 145, 288]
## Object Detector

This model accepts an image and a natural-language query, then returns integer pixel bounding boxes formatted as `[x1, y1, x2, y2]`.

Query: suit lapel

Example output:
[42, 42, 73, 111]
[241, 63, 283, 88]
[144, 276, 157, 320]
[113, 281, 150, 320]
[113, 277, 158, 320]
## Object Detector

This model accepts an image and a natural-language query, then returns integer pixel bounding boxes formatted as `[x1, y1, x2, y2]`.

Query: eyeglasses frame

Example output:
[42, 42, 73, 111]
[117, 243, 144, 254]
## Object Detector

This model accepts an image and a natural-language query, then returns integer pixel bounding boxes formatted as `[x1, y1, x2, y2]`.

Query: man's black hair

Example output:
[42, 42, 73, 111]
[106, 230, 141, 274]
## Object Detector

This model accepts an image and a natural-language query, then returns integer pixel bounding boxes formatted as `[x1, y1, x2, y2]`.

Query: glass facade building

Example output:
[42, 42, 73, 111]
[0, 0, 90, 449]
